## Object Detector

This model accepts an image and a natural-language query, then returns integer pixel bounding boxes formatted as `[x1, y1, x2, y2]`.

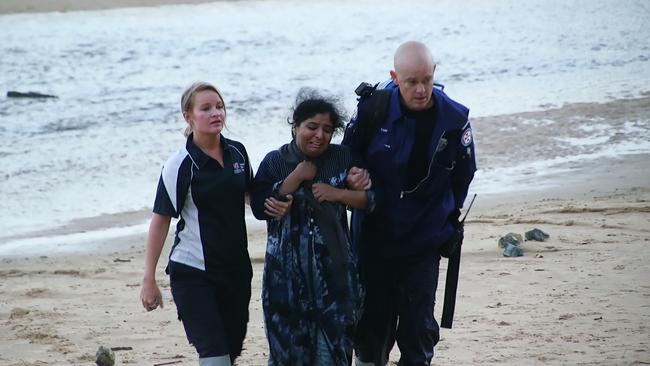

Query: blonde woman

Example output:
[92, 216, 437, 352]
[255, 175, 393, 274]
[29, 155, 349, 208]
[140, 82, 289, 366]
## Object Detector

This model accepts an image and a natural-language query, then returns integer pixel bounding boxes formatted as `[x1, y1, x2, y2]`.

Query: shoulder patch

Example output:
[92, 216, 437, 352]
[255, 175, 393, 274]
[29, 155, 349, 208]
[461, 128, 473, 147]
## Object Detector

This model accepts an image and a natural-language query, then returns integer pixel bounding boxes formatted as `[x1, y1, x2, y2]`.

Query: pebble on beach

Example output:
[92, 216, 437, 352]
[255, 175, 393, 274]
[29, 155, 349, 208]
[499, 233, 525, 257]
[525, 228, 550, 241]
[503, 243, 524, 257]
[498, 233, 523, 248]
[96, 345, 115, 366]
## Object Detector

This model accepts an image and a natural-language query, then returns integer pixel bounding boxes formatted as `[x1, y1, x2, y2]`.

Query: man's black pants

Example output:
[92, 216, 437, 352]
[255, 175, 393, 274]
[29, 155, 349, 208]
[354, 250, 440, 365]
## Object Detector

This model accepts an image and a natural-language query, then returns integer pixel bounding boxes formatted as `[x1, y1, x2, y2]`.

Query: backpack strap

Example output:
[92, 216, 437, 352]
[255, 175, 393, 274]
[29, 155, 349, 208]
[354, 85, 392, 157]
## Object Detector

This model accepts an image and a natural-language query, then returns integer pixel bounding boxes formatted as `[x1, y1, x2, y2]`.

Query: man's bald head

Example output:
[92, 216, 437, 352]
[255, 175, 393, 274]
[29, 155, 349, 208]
[390, 41, 436, 110]
[393, 41, 434, 74]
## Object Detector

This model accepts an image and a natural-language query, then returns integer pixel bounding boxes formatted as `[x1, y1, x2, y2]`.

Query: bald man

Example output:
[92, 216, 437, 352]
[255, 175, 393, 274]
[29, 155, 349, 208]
[343, 41, 476, 365]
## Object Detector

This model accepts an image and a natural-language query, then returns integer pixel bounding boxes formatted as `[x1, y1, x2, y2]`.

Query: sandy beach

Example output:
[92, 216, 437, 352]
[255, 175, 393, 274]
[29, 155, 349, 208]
[1, 167, 648, 365]
[2, 1, 650, 365]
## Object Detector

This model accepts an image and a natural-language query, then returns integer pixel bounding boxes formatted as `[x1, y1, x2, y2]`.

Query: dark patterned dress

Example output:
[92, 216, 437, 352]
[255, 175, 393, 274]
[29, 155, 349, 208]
[251, 143, 364, 365]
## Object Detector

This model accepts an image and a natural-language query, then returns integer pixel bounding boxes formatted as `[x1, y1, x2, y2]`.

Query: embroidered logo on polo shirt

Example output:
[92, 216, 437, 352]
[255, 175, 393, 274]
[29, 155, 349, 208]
[233, 162, 245, 174]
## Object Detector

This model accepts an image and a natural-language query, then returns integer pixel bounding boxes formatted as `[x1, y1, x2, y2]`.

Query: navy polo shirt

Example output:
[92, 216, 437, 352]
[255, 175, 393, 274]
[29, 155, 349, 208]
[153, 134, 253, 279]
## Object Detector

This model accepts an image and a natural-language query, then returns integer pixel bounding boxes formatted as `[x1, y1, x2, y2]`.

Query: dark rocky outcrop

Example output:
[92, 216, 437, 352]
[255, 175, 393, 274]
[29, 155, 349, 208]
[7, 91, 58, 98]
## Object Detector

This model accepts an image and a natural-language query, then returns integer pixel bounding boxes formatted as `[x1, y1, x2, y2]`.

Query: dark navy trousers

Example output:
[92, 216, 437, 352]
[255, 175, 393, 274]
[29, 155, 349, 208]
[169, 261, 251, 362]
[354, 250, 440, 366]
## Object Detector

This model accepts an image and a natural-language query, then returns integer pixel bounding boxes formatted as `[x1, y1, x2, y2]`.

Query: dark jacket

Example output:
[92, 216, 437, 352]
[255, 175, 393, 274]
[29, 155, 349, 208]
[344, 85, 476, 257]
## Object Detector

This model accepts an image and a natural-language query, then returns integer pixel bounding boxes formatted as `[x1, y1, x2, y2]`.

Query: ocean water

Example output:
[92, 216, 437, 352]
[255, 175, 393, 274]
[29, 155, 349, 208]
[1, 0, 649, 245]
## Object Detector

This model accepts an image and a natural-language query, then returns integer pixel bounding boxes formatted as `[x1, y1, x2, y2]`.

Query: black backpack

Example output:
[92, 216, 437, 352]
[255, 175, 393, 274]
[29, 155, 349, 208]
[345, 82, 392, 157]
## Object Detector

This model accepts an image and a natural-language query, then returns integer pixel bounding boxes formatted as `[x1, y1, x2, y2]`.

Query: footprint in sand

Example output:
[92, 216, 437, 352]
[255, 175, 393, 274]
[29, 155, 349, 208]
[25, 287, 50, 297]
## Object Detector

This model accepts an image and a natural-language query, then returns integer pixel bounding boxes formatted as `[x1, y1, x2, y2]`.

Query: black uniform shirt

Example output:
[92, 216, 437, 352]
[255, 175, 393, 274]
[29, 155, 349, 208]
[403, 103, 437, 188]
[153, 134, 253, 280]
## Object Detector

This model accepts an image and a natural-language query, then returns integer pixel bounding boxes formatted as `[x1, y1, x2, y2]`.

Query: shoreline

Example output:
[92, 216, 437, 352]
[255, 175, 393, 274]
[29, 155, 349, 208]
[4, 94, 648, 242]
[2, 150, 647, 257]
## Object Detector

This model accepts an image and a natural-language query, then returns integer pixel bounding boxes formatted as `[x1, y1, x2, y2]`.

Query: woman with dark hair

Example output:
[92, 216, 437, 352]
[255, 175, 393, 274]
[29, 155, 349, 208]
[251, 89, 373, 365]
